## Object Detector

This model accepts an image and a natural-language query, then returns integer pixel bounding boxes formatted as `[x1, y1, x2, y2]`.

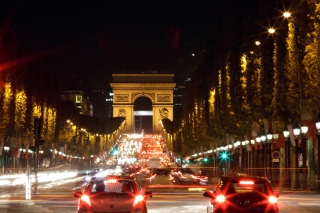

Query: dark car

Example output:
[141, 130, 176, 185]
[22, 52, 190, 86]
[203, 176, 279, 213]
[74, 175, 153, 213]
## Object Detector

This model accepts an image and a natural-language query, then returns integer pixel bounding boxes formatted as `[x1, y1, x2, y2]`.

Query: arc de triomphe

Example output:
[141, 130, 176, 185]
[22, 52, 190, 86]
[110, 73, 176, 133]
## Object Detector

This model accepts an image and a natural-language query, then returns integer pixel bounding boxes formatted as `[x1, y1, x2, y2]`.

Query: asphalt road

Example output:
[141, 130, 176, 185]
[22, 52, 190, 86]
[0, 185, 320, 213]
[1, 191, 320, 213]
[1, 173, 320, 213]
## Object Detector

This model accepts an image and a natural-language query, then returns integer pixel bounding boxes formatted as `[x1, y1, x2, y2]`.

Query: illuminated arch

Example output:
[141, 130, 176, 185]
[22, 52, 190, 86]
[110, 73, 175, 133]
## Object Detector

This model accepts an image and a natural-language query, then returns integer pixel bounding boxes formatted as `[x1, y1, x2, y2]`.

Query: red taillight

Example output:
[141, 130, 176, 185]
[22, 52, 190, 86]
[239, 181, 254, 185]
[216, 195, 225, 203]
[268, 195, 277, 204]
[133, 195, 144, 205]
[80, 194, 91, 206]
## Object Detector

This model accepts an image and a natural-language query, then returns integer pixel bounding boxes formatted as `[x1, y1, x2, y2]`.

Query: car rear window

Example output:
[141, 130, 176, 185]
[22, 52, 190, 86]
[90, 180, 134, 193]
[225, 182, 267, 194]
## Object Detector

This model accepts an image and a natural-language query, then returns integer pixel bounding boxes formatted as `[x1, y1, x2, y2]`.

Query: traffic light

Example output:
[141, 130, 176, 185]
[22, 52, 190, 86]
[204, 157, 208, 163]
[30, 118, 45, 152]
[34, 117, 42, 139]
[112, 147, 119, 156]
[221, 152, 228, 160]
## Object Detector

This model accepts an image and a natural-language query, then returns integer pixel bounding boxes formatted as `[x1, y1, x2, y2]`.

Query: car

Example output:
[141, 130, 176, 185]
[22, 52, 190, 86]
[170, 168, 207, 184]
[74, 174, 153, 213]
[203, 175, 279, 213]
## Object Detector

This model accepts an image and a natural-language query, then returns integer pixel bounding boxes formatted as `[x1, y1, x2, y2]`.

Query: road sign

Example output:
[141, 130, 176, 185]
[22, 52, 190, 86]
[272, 151, 280, 159]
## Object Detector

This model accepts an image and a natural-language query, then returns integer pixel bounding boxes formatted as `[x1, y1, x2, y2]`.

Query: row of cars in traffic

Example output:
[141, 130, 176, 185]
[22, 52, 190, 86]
[75, 167, 279, 213]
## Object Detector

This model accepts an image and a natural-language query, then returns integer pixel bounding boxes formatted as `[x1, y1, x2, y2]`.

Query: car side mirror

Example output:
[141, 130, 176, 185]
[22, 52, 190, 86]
[145, 191, 153, 198]
[74, 191, 82, 198]
[203, 191, 215, 198]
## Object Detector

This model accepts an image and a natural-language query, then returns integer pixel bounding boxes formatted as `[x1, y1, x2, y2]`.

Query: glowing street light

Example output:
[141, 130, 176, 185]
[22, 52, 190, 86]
[268, 28, 275, 34]
[283, 12, 291, 18]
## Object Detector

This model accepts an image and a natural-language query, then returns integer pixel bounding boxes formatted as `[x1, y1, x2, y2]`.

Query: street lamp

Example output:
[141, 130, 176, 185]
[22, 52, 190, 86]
[293, 122, 301, 190]
[283, 12, 291, 18]
[245, 140, 249, 171]
[4, 146, 10, 168]
[236, 141, 241, 172]
[266, 129, 273, 168]
[233, 142, 237, 173]
[256, 136, 261, 176]
[300, 125, 308, 169]
[316, 120, 320, 191]
[241, 141, 246, 173]
[283, 130, 291, 189]
[260, 133, 267, 177]
[250, 139, 255, 176]
[268, 28, 275, 34]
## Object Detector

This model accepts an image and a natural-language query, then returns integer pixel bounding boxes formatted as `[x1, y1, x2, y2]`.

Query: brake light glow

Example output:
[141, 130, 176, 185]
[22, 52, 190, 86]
[81, 194, 91, 206]
[268, 196, 277, 204]
[239, 181, 254, 185]
[216, 195, 225, 203]
[106, 179, 117, 184]
[133, 195, 144, 205]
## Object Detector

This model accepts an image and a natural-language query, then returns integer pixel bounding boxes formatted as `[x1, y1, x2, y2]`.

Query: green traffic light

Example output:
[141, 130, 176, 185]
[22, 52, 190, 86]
[222, 153, 227, 159]
[204, 157, 208, 162]
[113, 147, 119, 156]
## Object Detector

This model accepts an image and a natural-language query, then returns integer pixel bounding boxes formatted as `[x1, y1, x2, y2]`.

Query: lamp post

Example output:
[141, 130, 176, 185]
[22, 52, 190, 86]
[245, 140, 249, 173]
[4, 146, 10, 168]
[293, 122, 301, 190]
[233, 141, 239, 173]
[300, 126, 308, 169]
[250, 139, 255, 176]
[316, 121, 320, 191]
[266, 129, 273, 179]
[236, 141, 241, 172]
[283, 130, 291, 189]
[261, 133, 267, 177]
[300, 125, 308, 189]
[228, 143, 232, 174]
[220, 146, 226, 176]
[21, 148, 26, 168]
[241, 141, 246, 173]
[256, 136, 261, 176]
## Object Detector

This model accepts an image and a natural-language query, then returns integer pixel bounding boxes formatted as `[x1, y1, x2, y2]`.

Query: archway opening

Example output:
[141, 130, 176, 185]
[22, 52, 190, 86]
[134, 97, 152, 134]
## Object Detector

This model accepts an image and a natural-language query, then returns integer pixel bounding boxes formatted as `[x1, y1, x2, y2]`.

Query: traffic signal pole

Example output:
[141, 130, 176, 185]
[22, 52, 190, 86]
[33, 118, 40, 195]
[31, 117, 45, 195]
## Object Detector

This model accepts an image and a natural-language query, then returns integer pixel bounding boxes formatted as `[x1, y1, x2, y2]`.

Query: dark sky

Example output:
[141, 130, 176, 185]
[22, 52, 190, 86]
[1, 1, 221, 94]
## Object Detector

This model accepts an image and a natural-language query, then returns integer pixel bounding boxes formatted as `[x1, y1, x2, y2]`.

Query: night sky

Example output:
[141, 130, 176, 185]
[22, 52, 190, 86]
[1, 1, 221, 94]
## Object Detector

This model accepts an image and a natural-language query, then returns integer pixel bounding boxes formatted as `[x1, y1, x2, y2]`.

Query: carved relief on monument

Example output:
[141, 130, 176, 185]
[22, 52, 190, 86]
[159, 108, 169, 120]
[118, 109, 127, 117]
[157, 94, 171, 102]
[115, 94, 129, 102]
[132, 92, 155, 102]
